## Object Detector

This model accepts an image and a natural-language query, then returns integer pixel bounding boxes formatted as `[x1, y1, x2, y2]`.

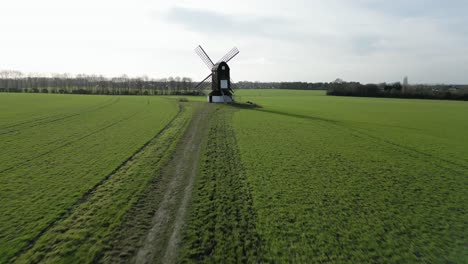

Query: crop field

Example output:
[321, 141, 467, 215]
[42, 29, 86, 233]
[1, 90, 467, 263]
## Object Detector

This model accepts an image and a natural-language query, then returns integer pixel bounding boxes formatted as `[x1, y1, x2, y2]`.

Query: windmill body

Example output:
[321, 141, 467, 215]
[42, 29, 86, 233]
[194, 45, 239, 103]
[209, 61, 232, 102]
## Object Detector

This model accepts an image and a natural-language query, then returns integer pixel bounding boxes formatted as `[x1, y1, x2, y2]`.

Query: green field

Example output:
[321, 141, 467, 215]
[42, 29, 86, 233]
[1, 91, 467, 263]
[181, 90, 468, 262]
[0, 94, 185, 262]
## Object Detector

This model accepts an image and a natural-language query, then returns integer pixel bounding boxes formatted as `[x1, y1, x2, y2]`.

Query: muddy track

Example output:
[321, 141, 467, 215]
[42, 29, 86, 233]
[130, 103, 213, 264]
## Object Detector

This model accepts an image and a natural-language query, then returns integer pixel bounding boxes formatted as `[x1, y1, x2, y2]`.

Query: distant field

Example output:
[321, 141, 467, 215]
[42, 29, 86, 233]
[181, 89, 468, 262]
[0, 94, 181, 262]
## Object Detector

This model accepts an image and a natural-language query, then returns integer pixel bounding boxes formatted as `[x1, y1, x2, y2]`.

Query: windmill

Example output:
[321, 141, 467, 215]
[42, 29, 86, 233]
[194, 45, 239, 103]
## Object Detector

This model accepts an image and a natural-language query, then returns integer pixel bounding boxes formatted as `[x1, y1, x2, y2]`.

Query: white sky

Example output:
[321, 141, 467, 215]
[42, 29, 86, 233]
[1, 0, 467, 84]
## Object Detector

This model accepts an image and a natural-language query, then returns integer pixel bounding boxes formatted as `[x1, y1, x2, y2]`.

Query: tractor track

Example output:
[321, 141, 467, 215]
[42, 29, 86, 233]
[0, 129, 18, 136]
[335, 122, 468, 174]
[0, 109, 140, 174]
[253, 108, 468, 174]
[130, 103, 213, 264]
[11, 105, 185, 262]
[345, 125, 468, 172]
[0, 97, 119, 132]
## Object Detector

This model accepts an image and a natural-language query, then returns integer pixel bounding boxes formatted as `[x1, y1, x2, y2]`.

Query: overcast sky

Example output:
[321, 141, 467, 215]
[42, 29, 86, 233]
[1, 0, 467, 83]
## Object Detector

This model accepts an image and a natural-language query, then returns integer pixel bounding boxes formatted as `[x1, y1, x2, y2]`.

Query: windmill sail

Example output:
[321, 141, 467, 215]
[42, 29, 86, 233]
[196, 79, 212, 91]
[218, 47, 239, 63]
[194, 73, 212, 90]
[229, 78, 237, 93]
[195, 45, 214, 70]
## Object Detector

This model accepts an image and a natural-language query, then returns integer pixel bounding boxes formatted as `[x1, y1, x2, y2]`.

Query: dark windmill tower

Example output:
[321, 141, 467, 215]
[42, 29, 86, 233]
[194, 45, 239, 103]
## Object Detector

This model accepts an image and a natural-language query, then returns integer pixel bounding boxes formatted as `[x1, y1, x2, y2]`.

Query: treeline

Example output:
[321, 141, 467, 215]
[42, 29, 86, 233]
[3, 69, 467, 100]
[327, 80, 468, 101]
[235, 81, 327, 90]
[0, 70, 202, 95]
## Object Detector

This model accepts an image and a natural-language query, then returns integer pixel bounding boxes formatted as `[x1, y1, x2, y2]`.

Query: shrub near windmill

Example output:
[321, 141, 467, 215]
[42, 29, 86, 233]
[194, 45, 239, 103]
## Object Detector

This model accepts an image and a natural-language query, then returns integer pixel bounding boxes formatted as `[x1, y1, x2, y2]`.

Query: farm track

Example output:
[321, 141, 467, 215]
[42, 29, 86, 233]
[11, 104, 185, 263]
[127, 103, 213, 264]
[0, 97, 119, 132]
[0, 109, 141, 174]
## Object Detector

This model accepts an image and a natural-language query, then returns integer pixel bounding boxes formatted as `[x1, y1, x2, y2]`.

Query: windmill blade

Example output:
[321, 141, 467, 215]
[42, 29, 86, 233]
[218, 47, 239, 63]
[195, 45, 214, 70]
[194, 73, 212, 90]
[229, 78, 237, 93]
[199, 80, 212, 91]
[195, 79, 212, 92]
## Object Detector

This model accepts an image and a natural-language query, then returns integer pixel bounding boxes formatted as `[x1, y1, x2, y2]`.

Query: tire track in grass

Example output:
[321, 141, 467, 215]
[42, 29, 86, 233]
[0, 129, 18, 135]
[248, 108, 468, 174]
[0, 97, 119, 132]
[11, 105, 184, 262]
[0, 109, 139, 174]
[344, 125, 468, 171]
[321, 119, 468, 175]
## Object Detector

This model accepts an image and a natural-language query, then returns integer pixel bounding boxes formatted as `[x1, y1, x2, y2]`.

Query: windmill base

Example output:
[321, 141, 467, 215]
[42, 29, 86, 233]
[208, 95, 234, 103]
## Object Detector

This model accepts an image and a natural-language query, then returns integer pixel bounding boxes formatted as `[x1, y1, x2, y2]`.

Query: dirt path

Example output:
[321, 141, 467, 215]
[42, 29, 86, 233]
[134, 103, 214, 264]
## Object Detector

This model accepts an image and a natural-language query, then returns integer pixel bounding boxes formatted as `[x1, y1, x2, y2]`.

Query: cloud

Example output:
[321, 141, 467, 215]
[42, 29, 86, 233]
[159, 2, 468, 83]
[164, 6, 304, 41]
[357, 0, 468, 18]
[1, 0, 468, 83]
[163, 5, 381, 59]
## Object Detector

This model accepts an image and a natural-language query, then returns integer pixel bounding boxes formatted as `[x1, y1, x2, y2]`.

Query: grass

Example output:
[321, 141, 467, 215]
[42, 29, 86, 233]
[1, 90, 467, 262]
[103, 102, 209, 264]
[0, 93, 180, 263]
[15, 104, 193, 263]
[231, 89, 468, 262]
[179, 105, 263, 263]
